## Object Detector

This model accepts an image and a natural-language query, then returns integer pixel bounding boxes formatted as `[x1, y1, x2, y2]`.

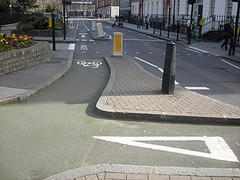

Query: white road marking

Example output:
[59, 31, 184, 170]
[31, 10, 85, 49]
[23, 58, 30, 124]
[124, 39, 164, 42]
[185, 87, 210, 90]
[89, 39, 95, 42]
[77, 61, 102, 68]
[81, 39, 87, 42]
[68, 43, 75, 50]
[136, 52, 139, 54]
[188, 46, 209, 53]
[134, 57, 158, 68]
[80, 45, 88, 51]
[93, 136, 239, 162]
[221, 59, 240, 70]
[158, 68, 163, 73]
[134, 57, 179, 85]
[76, 39, 80, 41]
[185, 48, 203, 54]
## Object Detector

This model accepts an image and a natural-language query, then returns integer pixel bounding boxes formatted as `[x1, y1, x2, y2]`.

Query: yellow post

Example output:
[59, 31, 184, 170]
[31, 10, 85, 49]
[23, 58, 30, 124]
[49, 18, 52, 28]
[113, 32, 123, 56]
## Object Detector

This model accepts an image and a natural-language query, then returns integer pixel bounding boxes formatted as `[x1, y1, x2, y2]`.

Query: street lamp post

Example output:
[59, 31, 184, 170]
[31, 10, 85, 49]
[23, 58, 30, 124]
[173, 0, 175, 31]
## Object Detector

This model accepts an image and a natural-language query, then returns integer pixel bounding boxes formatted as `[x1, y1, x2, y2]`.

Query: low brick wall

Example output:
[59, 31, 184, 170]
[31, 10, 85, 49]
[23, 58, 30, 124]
[0, 41, 52, 76]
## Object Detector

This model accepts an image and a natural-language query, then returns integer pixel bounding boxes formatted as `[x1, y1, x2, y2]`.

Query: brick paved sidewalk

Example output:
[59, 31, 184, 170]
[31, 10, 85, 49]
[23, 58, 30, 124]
[44, 164, 240, 180]
[96, 56, 240, 124]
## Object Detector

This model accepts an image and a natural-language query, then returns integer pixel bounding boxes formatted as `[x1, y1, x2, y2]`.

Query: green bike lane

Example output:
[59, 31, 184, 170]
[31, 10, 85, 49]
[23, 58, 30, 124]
[0, 57, 109, 180]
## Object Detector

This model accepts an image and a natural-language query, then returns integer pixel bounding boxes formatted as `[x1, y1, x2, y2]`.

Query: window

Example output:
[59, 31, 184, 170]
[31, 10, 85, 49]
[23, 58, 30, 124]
[210, 0, 215, 16]
[227, 0, 232, 17]
[156, 1, 159, 15]
[152, 2, 154, 15]
[177, 0, 180, 16]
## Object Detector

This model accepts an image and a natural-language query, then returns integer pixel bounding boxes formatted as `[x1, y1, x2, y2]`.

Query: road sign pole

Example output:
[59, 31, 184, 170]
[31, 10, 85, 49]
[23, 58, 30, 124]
[63, 0, 66, 40]
[232, 0, 240, 55]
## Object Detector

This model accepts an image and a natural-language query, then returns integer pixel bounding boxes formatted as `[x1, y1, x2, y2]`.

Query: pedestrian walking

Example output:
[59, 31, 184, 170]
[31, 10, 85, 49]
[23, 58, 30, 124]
[221, 19, 231, 50]
[198, 17, 204, 38]
[187, 19, 192, 38]
[142, 16, 146, 29]
[146, 15, 149, 29]
[137, 16, 141, 29]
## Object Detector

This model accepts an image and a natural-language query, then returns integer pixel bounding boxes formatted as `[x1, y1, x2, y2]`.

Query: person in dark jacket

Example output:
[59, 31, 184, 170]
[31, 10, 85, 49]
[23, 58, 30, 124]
[221, 19, 231, 50]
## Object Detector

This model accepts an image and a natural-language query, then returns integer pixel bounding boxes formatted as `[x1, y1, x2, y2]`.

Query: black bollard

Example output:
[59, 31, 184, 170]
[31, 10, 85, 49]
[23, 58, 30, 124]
[159, 22, 162, 36]
[162, 41, 176, 95]
[51, 12, 56, 51]
[177, 21, 180, 41]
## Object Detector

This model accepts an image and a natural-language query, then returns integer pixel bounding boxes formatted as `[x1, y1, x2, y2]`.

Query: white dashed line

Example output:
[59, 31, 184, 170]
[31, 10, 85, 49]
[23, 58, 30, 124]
[221, 59, 240, 69]
[68, 43, 75, 50]
[185, 87, 210, 90]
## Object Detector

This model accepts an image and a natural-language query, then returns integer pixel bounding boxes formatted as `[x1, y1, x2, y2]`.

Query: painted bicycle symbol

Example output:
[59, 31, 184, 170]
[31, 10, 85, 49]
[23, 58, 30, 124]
[77, 61, 102, 68]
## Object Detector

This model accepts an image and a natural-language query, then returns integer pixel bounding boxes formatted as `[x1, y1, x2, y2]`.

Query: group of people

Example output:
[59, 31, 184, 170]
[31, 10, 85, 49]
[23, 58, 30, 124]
[221, 19, 234, 56]
[136, 15, 150, 29]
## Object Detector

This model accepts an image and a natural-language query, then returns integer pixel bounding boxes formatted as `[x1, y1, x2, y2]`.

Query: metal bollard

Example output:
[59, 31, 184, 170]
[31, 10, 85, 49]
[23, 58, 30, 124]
[51, 12, 56, 51]
[177, 21, 180, 41]
[162, 41, 176, 94]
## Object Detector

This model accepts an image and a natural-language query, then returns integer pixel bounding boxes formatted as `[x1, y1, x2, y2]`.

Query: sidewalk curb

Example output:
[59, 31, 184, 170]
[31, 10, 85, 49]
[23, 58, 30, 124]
[43, 164, 240, 180]
[96, 56, 240, 125]
[0, 51, 74, 106]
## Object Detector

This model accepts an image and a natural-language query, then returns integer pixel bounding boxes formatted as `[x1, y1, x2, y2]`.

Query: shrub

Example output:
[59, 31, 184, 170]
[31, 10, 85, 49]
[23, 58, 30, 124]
[17, 15, 49, 30]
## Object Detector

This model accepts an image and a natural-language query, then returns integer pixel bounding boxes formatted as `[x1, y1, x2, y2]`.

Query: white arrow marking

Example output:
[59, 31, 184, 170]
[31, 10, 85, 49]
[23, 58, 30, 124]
[93, 136, 239, 162]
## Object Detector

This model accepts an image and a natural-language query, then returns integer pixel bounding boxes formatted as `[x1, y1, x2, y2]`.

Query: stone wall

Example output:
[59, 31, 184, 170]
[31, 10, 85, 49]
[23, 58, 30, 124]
[0, 41, 52, 76]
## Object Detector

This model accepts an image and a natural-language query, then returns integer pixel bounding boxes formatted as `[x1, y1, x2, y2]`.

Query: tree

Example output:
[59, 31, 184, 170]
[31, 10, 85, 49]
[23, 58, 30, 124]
[12, 0, 38, 13]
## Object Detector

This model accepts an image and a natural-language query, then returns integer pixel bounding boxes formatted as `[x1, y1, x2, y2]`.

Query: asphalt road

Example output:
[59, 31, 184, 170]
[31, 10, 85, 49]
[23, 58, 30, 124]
[80, 20, 240, 107]
[0, 19, 239, 180]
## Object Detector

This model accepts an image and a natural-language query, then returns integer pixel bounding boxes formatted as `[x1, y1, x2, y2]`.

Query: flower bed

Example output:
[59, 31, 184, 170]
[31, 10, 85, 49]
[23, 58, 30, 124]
[0, 33, 35, 53]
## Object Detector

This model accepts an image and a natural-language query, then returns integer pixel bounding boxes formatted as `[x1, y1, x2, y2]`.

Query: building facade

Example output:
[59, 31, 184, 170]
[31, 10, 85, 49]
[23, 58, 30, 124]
[67, 0, 95, 16]
[131, 0, 238, 22]
[35, 0, 62, 12]
[96, 0, 119, 18]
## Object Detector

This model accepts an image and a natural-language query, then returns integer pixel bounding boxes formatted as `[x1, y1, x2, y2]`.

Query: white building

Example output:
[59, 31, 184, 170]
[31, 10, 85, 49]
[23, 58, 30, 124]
[131, 0, 238, 21]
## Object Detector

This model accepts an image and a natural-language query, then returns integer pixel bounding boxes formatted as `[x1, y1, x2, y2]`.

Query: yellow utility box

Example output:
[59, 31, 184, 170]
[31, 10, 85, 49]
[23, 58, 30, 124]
[49, 18, 52, 28]
[113, 32, 123, 56]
